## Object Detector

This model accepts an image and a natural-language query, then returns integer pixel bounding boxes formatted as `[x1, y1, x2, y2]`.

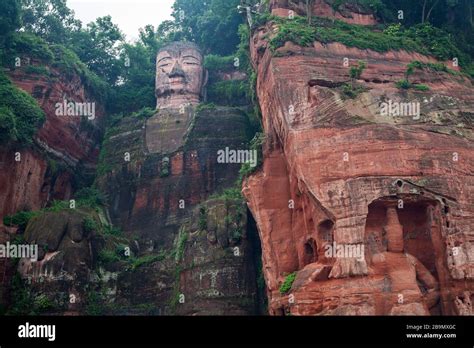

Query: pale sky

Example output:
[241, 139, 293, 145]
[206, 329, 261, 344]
[67, 0, 174, 42]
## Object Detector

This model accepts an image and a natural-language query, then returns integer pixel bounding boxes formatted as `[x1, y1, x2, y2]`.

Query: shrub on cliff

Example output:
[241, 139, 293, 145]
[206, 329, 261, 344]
[0, 106, 18, 141]
[204, 55, 235, 71]
[3, 211, 39, 230]
[2, 32, 54, 65]
[279, 272, 297, 294]
[350, 61, 367, 80]
[395, 79, 412, 89]
[50, 44, 108, 102]
[0, 71, 45, 145]
[2, 32, 107, 101]
[269, 17, 473, 76]
[239, 132, 265, 180]
[6, 274, 59, 315]
[131, 107, 156, 119]
[207, 80, 250, 106]
[395, 79, 430, 92]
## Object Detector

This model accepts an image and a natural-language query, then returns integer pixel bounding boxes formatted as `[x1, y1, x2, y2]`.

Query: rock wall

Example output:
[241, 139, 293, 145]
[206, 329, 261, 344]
[94, 104, 262, 315]
[270, 0, 377, 25]
[0, 66, 104, 218]
[1, 42, 265, 315]
[0, 65, 104, 312]
[244, 5, 474, 315]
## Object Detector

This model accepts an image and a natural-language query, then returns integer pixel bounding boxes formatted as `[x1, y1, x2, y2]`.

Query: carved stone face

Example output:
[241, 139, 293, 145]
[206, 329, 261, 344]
[155, 42, 207, 109]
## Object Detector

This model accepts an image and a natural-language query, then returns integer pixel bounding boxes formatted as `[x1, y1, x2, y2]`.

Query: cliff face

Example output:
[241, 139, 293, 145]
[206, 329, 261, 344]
[0, 65, 104, 312]
[0, 66, 103, 218]
[243, 3, 474, 315]
[4, 102, 262, 316]
[2, 2, 473, 317]
[270, 0, 377, 25]
[1, 39, 265, 315]
[94, 105, 261, 315]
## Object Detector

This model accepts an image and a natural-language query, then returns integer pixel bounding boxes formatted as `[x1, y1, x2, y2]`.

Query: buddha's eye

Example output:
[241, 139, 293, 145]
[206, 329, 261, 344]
[157, 56, 172, 68]
[182, 55, 200, 66]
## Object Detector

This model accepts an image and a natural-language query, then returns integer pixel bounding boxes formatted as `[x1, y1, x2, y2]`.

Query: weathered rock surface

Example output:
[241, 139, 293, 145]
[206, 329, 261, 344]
[98, 106, 251, 243]
[1, 39, 264, 316]
[243, 3, 474, 315]
[0, 65, 104, 313]
[95, 104, 261, 315]
[270, 0, 377, 25]
[0, 66, 103, 219]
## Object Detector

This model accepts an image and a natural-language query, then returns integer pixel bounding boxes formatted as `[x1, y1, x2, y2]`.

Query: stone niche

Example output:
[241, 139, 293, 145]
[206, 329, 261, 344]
[364, 195, 445, 315]
[264, 181, 470, 316]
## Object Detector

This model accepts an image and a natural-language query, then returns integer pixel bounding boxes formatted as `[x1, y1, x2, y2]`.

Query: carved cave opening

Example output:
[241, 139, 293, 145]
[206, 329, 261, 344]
[318, 219, 334, 244]
[300, 216, 335, 268]
[303, 238, 317, 266]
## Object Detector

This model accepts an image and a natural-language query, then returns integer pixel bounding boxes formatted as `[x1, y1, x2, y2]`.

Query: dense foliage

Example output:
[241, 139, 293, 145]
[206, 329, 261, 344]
[0, 70, 45, 144]
[270, 15, 473, 75]
[157, 0, 245, 55]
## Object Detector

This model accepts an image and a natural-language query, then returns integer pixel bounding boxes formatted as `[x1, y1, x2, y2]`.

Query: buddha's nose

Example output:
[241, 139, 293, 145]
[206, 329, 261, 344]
[169, 62, 185, 78]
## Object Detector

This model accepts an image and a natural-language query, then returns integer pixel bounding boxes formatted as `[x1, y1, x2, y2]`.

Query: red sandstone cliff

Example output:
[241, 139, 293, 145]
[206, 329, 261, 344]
[243, 1, 474, 315]
[0, 66, 104, 218]
[0, 65, 104, 308]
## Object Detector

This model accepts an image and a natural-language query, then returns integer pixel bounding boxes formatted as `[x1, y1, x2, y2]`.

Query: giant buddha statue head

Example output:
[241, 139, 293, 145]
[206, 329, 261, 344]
[155, 42, 207, 109]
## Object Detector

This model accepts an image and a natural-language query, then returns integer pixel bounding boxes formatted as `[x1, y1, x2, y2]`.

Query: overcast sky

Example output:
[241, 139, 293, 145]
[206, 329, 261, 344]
[67, 0, 174, 42]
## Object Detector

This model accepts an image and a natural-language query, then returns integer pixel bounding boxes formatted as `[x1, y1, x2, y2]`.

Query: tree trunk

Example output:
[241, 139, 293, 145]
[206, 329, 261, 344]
[446, 4, 455, 25]
[470, 0, 473, 27]
[426, 0, 440, 23]
[422, 0, 428, 23]
[306, 0, 312, 25]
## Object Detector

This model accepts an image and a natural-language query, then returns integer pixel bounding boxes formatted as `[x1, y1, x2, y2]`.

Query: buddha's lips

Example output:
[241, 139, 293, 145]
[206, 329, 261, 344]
[170, 77, 185, 85]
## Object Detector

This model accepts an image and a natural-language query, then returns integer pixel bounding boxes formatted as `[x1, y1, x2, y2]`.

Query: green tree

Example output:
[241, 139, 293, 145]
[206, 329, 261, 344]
[160, 0, 244, 55]
[421, 0, 441, 23]
[70, 16, 124, 84]
[20, 0, 80, 44]
[0, 0, 21, 39]
[107, 25, 160, 114]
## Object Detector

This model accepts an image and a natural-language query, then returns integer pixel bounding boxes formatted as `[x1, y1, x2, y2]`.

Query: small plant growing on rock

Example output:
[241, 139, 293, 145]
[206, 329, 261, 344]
[198, 206, 208, 231]
[395, 79, 430, 91]
[83, 217, 98, 233]
[340, 83, 366, 99]
[174, 227, 188, 262]
[413, 84, 430, 91]
[349, 60, 367, 81]
[3, 211, 39, 230]
[128, 253, 165, 270]
[395, 79, 412, 89]
[131, 107, 155, 119]
[279, 272, 297, 294]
